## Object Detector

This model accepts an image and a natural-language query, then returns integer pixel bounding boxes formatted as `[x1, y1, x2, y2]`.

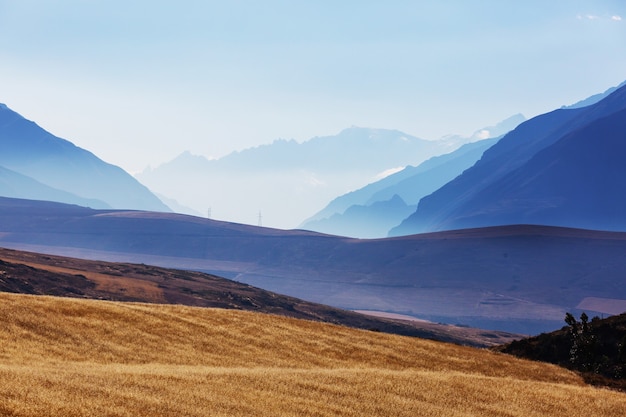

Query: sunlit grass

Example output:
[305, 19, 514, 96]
[0, 292, 625, 416]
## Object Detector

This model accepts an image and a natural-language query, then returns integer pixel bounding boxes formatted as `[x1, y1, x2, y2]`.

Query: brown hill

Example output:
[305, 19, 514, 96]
[0, 247, 518, 347]
[1, 292, 625, 416]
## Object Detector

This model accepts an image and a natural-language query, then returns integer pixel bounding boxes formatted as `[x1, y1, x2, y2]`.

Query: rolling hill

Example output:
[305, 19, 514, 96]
[1, 292, 625, 416]
[0, 246, 518, 347]
[391, 81, 626, 235]
[2, 197, 626, 335]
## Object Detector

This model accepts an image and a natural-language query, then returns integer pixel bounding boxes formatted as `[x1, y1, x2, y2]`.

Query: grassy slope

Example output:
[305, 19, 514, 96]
[0, 293, 625, 416]
[0, 247, 520, 347]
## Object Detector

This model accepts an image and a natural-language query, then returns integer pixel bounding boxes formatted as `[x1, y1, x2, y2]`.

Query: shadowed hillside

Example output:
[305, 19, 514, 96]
[496, 312, 626, 391]
[392, 81, 626, 235]
[2, 197, 626, 335]
[0, 292, 625, 416]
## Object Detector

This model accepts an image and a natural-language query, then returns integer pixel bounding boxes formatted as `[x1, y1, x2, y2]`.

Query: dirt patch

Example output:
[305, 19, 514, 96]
[0, 257, 165, 302]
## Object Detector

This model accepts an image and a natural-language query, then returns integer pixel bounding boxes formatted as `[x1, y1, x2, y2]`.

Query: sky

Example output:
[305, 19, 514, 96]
[0, 0, 625, 174]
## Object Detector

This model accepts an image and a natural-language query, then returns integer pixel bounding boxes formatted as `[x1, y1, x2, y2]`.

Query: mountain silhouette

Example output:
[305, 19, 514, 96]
[0, 164, 108, 208]
[0, 103, 169, 211]
[391, 81, 626, 235]
[302, 194, 416, 238]
[301, 138, 499, 237]
[561, 80, 626, 109]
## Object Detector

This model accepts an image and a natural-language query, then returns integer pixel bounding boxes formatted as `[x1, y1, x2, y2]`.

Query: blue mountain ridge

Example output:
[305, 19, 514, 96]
[299, 115, 525, 238]
[301, 139, 498, 238]
[391, 81, 626, 235]
[0, 103, 170, 212]
[0, 164, 109, 208]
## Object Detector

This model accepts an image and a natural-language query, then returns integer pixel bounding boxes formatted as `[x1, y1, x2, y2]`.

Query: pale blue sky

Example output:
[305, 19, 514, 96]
[1, 1, 625, 173]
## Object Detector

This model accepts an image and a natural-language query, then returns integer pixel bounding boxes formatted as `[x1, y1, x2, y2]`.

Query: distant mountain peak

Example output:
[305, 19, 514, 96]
[337, 126, 415, 139]
[469, 113, 526, 141]
[437, 114, 526, 147]
[178, 150, 207, 160]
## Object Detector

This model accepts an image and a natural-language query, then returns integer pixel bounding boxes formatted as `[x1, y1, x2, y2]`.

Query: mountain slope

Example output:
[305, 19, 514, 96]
[2, 197, 626, 334]
[433, 109, 626, 231]
[391, 81, 626, 235]
[562, 80, 626, 109]
[1, 292, 625, 416]
[0, 103, 169, 211]
[299, 194, 417, 238]
[0, 164, 109, 208]
[301, 138, 498, 237]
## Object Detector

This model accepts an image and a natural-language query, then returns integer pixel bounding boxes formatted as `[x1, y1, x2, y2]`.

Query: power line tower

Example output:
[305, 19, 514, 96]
[257, 210, 263, 227]
[207, 207, 211, 219]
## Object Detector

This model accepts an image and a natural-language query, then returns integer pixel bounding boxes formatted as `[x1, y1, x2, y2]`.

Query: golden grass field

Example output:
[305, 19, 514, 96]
[0, 292, 625, 416]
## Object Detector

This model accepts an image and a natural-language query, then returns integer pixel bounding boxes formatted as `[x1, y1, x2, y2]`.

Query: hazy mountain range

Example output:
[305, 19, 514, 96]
[0, 103, 169, 212]
[299, 137, 500, 238]
[301, 82, 626, 238]
[392, 81, 626, 235]
[1, 81, 625, 337]
[136, 125, 510, 229]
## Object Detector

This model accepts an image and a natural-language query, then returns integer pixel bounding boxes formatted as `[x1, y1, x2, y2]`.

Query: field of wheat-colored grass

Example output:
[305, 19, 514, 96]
[0, 292, 625, 416]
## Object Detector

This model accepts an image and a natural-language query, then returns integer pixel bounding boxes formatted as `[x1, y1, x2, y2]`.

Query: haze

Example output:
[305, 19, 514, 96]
[0, 1, 623, 175]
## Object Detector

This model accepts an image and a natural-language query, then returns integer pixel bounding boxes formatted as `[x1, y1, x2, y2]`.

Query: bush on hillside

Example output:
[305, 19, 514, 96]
[496, 311, 626, 390]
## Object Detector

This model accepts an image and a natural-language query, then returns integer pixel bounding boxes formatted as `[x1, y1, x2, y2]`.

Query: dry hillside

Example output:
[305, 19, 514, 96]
[0, 247, 519, 347]
[0, 293, 625, 416]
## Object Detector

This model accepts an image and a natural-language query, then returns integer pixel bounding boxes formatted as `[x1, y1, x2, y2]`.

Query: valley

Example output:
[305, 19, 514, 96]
[2, 198, 626, 334]
[2, 3, 626, 415]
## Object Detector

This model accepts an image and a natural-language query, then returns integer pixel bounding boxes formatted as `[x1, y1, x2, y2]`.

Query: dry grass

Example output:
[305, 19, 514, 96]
[0, 292, 625, 416]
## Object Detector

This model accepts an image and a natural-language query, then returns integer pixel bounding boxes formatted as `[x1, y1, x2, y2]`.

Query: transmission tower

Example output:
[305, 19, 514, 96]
[257, 210, 263, 227]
